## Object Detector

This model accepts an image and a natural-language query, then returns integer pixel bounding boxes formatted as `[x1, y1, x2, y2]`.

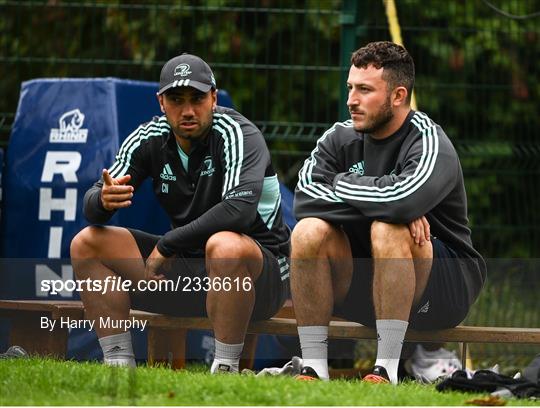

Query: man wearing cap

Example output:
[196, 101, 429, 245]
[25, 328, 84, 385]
[70, 54, 290, 373]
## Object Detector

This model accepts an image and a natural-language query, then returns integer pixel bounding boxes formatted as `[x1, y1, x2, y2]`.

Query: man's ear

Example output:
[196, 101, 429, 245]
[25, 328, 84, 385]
[392, 86, 408, 107]
[156, 93, 165, 113]
[212, 89, 218, 110]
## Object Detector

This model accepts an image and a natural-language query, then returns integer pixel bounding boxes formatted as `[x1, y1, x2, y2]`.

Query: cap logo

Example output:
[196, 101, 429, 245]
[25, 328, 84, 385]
[174, 64, 192, 77]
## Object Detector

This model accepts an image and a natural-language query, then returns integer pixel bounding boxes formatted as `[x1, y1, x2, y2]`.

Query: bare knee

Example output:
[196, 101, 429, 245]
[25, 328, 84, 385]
[71, 226, 111, 280]
[70, 226, 104, 259]
[291, 217, 337, 256]
[205, 232, 260, 279]
[370, 220, 411, 256]
[206, 231, 252, 259]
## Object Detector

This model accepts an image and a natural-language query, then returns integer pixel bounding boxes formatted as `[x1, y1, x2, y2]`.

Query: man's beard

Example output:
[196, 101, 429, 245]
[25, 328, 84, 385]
[169, 117, 211, 141]
[354, 96, 394, 134]
[175, 129, 195, 140]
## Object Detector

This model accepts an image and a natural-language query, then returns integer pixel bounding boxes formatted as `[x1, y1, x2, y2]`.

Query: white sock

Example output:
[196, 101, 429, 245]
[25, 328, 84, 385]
[374, 319, 408, 384]
[210, 339, 243, 374]
[98, 332, 135, 368]
[298, 326, 329, 380]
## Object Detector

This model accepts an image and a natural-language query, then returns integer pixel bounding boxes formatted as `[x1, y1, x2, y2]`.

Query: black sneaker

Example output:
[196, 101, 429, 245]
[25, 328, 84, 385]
[363, 365, 390, 384]
[295, 366, 319, 381]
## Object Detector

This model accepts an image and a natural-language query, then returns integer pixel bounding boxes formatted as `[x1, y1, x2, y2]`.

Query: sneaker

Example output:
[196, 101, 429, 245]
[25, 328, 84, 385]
[363, 365, 390, 384]
[404, 345, 461, 383]
[213, 363, 234, 374]
[295, 366, 319, 381]
[0, 345, 28, 359]
[256, 356, 303, 377]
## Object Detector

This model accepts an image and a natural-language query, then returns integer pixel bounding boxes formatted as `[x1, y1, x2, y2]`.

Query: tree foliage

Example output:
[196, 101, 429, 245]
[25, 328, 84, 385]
[0, 0, 539, 258]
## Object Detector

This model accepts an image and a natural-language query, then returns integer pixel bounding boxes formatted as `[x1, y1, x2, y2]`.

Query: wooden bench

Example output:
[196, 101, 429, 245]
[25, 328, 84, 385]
[1, 299, 539, 371]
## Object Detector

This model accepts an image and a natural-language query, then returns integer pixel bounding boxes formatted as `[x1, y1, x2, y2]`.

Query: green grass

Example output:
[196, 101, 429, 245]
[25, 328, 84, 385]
[0, 358, 537, 406]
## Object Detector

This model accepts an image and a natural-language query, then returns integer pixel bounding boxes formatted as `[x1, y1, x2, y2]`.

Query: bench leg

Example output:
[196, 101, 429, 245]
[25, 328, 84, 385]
[147, 327, 186, 369]
[10, 314, 69, 358]
[240, 333, 258, 370]
[460, 342, 468, 369]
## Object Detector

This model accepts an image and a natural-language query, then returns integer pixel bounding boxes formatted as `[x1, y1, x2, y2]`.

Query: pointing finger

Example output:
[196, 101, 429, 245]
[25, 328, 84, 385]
[102, 169, 114, 186]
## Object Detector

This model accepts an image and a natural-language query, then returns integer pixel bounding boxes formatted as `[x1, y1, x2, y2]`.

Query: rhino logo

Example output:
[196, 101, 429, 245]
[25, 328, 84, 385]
[59, 109, 85, 132]
[50, 109, 88, 143]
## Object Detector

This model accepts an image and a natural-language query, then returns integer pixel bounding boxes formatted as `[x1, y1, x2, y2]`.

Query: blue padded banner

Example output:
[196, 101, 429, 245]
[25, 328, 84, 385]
[0, 79, 294, 364]
[0, 78, 166, 359]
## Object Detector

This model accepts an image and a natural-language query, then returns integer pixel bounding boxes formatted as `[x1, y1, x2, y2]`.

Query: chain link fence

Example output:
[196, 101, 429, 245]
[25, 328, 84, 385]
[1, 0, 539, 260]
[1, 0, 539, 372]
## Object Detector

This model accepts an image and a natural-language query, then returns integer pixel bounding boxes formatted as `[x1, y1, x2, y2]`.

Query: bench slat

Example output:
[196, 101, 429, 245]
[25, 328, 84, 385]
[1, 300, 539, 344]
[1, 299, 539, 366]
[129, 313, 540, 344]
[0, 300, 84, 320]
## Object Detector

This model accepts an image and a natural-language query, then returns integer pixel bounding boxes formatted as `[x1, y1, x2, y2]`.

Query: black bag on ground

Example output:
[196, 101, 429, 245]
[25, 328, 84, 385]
[523, 354, 540, 386]
[436, 369, 540, 399]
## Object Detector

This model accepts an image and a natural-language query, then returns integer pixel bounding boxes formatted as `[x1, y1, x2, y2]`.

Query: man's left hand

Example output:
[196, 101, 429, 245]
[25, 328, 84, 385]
[145, 246, 172, 280]
[408, 216, 431, 246]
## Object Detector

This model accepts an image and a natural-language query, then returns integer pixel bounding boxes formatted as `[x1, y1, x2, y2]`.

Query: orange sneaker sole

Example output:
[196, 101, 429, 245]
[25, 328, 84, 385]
[362, 374, 390, 384]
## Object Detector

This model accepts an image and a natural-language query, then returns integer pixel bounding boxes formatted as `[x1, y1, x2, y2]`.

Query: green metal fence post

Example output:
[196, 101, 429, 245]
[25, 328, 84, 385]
[339, 0, 359, 121]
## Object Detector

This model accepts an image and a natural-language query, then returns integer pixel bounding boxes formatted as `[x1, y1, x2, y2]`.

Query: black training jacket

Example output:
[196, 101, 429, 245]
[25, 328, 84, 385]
[295, 110, 486, 291]
[84, 106, 290, 257]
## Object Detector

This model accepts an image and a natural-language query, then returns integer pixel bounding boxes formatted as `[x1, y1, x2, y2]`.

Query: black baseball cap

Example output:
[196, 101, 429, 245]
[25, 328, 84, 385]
[158, 53, 216, 95]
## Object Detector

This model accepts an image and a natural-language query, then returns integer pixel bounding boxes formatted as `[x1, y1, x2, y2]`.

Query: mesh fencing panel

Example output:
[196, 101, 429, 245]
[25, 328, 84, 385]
[1, 0, 539, 259]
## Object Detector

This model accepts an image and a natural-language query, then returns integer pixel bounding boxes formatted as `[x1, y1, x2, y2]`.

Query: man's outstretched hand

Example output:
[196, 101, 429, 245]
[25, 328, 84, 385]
[101, 169, 133, 211]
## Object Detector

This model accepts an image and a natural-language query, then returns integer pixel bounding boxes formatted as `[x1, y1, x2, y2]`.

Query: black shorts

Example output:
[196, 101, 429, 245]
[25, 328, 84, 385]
[334, 236, 480, 330]
[128, 228, 290, 321]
